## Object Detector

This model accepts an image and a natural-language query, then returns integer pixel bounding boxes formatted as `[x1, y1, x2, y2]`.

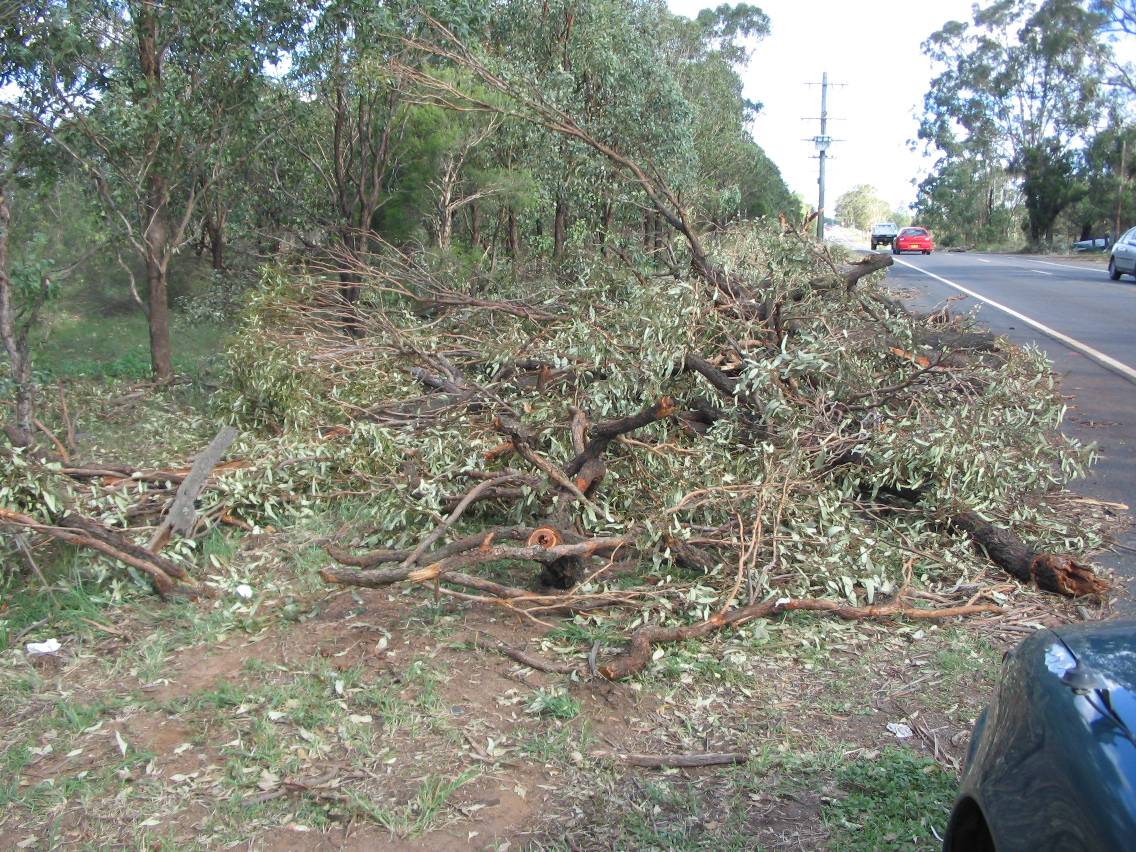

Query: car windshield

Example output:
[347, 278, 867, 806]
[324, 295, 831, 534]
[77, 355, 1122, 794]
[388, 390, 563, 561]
[900, 228, 927, 237]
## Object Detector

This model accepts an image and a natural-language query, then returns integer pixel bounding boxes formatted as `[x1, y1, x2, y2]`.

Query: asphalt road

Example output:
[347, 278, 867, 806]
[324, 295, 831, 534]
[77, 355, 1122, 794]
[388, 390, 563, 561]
[879, 249, 1136, 605]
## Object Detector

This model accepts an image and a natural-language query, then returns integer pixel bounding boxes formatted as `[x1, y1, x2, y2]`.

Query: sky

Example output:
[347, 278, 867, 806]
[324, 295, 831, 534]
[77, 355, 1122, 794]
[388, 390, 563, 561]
[666, 0, 982, 214]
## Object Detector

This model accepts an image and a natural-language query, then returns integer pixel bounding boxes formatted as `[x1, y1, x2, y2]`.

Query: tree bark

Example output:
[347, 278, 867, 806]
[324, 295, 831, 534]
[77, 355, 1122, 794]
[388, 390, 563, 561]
[507, 206, 520, 257]
[553, 195, 567, 258]
[0, 182, 33, 444]
[203, 208, 225, 271]
[143, 179, 174, 383]
[137, 1, 174, 382]
[948, 508, 1106, 597]
[599, 198, 613, 256]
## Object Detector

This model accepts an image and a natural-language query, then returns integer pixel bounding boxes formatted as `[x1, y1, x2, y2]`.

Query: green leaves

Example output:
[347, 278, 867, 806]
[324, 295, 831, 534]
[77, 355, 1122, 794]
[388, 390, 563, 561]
[918, 0, 1113, 245]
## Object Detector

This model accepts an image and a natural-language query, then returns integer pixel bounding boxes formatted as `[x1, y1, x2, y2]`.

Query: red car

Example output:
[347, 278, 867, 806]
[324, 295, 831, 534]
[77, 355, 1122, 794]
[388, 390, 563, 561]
[893, 227, 933, 255]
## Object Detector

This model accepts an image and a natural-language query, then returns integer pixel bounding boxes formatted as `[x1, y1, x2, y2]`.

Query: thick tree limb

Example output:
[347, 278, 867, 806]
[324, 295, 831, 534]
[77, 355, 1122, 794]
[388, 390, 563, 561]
[564, 398, 675, 478]
[683, 353, 737, 398]
[0, 508, 199, 599]
[57, 513, 190, 581]
[398, 473, 525, 568]
[871, 487, 1107, 598]
[835, 252, 894, 290]
[148, 426, 238, 551]
[947, 509, 1106, 597]
[325, 525, 536, 570]
[324, 525, 554, 570]
[322, 535, 631, 588]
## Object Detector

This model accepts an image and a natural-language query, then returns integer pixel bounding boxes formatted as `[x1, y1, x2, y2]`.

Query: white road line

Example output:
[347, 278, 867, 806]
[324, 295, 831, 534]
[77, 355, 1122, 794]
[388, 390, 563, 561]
[1022, 257, 1103, 272]
[893, 258, 1136, 384]
[973, 258, 992, 264]
[1034, 270, 1054, 276]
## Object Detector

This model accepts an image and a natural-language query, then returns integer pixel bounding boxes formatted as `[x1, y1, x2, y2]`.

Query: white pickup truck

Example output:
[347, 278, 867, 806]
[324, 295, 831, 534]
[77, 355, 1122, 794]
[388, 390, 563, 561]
[870, 223, 898, 250]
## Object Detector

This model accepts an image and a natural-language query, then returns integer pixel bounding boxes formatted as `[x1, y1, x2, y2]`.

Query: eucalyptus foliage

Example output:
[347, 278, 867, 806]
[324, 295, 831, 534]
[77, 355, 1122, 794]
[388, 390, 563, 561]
[206, 220, 1098, 607]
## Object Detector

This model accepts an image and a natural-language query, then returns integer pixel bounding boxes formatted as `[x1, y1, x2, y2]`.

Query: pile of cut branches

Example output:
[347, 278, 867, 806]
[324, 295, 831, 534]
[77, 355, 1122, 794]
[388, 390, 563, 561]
[232, 221, 1107, 675]
[0, 220, 1112, 674]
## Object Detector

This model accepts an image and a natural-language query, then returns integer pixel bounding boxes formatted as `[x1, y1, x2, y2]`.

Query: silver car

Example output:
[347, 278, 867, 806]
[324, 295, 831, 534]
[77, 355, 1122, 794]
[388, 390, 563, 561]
[1109, 226, 1136, 280]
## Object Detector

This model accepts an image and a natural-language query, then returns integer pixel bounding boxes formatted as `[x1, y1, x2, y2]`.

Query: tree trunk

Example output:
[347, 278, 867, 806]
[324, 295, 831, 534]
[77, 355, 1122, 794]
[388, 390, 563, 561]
[142, 169, 174, 382]
[144, 232, 174, 382]
[599, 199, 613, 256]
[338, 228, 362, 305]
[469, 201, 480, 248]
[211, 227, 223, 271]
[203, 209, 225, 271]
[437, 204, 453, 249]
[507, 207, 520, 258]
[553, 195, 568, 258]
[137, 1, 173, 383]
[0, 182, 33, 444]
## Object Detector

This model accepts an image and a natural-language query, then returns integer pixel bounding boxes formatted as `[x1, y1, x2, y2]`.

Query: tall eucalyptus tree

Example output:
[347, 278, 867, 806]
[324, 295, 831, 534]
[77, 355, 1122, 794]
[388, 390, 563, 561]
[921, 0, 1109, 244]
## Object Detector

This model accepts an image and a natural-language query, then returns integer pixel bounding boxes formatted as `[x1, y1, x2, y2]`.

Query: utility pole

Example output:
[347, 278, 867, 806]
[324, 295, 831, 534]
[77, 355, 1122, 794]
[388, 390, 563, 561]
[816, 72, 830, 241]
[1116, 136, 1127, 241]
[803, 73, 840, 240]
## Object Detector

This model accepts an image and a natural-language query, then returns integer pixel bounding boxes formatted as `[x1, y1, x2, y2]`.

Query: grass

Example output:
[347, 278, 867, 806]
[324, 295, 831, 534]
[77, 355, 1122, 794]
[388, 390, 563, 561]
[32, 311, 229, 383]
[521, 720, 594, 764]
[823, 748, 957, 849]
[0, 580, 111, 652]
[348, 768, 480, 837]
[525, 687, 580, 720]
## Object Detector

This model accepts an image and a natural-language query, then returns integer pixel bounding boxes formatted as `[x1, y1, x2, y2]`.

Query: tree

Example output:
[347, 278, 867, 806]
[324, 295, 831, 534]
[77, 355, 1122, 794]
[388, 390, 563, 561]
[664, 5, 794, 229]
[286, 1, 420, 303]
[1091, 1, 1136, 94]
[0, 139, 31, 444]
[890, 207, 914, 228]
[835, 185, 889, 230]
[1, 0, 293, 380]
[1063, 116, 1136, 239]
[0, 121, 73, 446]
[920, 0, 1109, 244]
[915, 156, 1022, 245]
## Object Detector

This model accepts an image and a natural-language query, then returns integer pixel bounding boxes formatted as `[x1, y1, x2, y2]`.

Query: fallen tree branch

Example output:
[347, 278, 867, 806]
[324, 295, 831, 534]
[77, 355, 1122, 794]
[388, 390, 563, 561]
[474, 633, 580, 673]
[871, 487, 1108, 598]
[564, 398, 675, 478]
[398, 473, 525, 568]
[947, 508, 1107, 597]
[590, 751, 748, 769]
[0, 508, 200, 599]
[683, 352, 738, 398]
[148, 425, 239, 552]
[322, 534, 631, 588]
[324, 525, 541, 570]
[598, 596, 1002, 680]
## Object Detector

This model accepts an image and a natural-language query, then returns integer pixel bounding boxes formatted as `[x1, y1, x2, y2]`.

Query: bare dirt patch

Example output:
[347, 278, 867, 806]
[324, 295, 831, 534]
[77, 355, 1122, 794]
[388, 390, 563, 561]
[0, 559, 1102, 851]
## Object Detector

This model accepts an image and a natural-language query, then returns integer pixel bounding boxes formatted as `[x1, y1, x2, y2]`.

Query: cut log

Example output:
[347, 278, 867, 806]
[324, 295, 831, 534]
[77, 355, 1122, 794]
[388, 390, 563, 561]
[948, 509, 1106, 597]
